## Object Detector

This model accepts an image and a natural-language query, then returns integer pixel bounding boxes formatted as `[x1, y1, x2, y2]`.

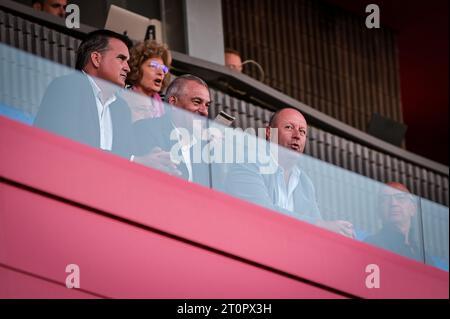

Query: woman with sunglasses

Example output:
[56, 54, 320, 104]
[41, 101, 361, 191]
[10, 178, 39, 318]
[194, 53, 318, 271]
[125, 40, 172, 121]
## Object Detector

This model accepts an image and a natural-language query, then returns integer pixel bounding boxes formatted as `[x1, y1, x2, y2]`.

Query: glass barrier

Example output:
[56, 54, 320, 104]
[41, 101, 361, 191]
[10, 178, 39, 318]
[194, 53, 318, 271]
[421, 199, 449, 271]
[0, 42, 448, 271]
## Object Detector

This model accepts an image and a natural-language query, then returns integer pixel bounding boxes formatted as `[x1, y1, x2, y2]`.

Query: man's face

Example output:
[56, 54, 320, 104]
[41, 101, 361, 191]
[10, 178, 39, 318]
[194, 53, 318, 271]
[169, 81, 210, 117]
[96, 38, 130, 87]
[225, 53, 243, 72]
[268, 108, 308, 154]
[379, 185, 416, 227]
[42, 0, 67, 18]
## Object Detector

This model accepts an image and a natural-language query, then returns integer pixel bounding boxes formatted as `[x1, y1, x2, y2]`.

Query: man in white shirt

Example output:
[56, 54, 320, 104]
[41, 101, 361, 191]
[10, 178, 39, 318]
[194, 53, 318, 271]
[226, 107, 355, 238]
[132, 75, 211, 185]
[34, 30, 135, 159]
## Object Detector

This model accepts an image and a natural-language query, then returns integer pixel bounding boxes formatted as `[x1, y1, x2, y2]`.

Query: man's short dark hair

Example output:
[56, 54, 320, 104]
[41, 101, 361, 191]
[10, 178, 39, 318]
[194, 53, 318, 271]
[32, 0, 43, 4]
[225, 48, 241, 56]
[75, 29, 133, 71]
[268, 107, 303, 127]
[165, 74, 209, 101]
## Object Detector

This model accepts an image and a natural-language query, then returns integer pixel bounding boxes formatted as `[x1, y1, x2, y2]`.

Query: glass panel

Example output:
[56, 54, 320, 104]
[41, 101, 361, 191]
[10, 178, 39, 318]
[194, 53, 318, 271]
[1, 42, 448, 271]
[361, 188, 425, 263]
[421, 198, 449, 271]
[0, 42, 71, 124]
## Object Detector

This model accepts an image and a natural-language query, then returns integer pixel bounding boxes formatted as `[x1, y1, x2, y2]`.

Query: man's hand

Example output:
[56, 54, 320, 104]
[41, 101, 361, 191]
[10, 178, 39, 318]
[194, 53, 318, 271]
[316, 220, 355, 238]
[133, 147, 183, 177]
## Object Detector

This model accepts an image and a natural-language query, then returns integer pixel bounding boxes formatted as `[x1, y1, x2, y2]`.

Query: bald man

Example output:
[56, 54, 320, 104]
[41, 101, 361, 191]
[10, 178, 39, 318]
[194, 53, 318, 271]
[225, 107, 355, 238]
[364, 182, 423, 261]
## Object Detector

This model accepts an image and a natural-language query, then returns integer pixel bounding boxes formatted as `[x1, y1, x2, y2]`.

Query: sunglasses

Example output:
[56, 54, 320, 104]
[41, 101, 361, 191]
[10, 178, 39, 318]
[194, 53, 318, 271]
[149, 61, 169, 74]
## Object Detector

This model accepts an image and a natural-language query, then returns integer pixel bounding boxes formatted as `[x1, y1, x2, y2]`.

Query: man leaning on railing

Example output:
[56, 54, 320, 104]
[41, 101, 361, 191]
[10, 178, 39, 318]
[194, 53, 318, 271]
[225, 107, 355, 238]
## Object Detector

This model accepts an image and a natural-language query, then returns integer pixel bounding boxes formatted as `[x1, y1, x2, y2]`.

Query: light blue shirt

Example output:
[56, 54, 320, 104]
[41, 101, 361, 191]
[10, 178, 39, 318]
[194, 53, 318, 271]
[225, 156, 323, 225]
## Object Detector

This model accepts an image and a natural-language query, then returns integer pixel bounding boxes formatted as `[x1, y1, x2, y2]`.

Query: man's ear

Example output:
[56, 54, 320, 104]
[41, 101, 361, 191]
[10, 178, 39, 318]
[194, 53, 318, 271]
[32, 2, 43, 10]
[167, 96, 177, 105]
[90, 51, 102, 69]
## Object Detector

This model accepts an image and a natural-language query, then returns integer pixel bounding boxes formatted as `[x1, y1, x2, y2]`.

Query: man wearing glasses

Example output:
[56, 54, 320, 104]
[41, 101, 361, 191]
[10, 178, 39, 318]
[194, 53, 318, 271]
[364, 182, 422, 261]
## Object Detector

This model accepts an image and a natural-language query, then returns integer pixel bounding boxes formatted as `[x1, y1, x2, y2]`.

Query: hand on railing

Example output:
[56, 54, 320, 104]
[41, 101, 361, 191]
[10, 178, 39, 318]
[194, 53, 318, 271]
[133, 147, 183, 177]
[317, 220, 355, 239]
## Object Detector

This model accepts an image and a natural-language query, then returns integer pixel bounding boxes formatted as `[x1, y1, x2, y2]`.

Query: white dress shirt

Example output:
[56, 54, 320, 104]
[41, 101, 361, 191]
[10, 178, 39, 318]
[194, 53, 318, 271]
[172, 124, 197, 182]
[84, 73, 116, 151]
[275, 165, 301, 211]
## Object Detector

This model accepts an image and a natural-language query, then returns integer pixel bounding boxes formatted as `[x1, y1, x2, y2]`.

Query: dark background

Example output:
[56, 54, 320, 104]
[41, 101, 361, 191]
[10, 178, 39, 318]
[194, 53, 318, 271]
[328, 0, 449, 165]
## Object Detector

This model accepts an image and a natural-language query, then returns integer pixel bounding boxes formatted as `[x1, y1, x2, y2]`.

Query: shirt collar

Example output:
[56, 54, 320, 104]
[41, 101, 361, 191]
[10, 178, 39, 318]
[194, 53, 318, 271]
[277, 163, 302, 178]
[83, 71, 117, 105]
[270, 150, 302, 178]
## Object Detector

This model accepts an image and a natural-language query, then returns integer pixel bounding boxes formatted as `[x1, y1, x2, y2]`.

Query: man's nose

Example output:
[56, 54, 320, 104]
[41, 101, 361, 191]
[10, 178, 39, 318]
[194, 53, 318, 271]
[291, 129, 300, 139]
[124, 62, 130, 73]
[198, 104, 208, 117]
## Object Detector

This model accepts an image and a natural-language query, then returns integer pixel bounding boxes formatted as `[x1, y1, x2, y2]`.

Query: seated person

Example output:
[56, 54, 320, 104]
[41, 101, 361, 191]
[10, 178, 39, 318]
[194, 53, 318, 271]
[225, 107, 355, 237]
[34, 30, 134, 159]
[224, 48, 243, 72]
[32, 0, 67, 18]
[364, 182, 423, 262]
[125, 40, 172, 121]
[132, 74, 211, 186]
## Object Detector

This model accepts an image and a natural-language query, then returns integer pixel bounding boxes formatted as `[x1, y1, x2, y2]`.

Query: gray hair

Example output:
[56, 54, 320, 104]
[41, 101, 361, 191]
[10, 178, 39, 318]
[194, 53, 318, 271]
[165, 74, 208, 101]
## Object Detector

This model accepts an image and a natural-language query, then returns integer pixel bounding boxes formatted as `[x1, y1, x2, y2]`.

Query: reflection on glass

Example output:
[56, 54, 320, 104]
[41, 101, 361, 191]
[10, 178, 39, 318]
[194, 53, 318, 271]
[363, 183, 425, 263]
[421, 199, 449, 271]
[33, 71, 135, 159]
[132, 101, 211, 186]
